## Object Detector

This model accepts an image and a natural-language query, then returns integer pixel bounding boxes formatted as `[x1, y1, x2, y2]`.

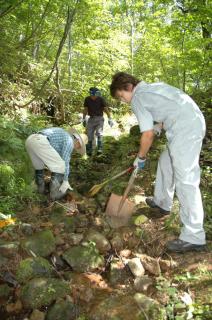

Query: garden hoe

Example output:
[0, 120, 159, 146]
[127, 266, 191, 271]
[105, 167, 138, 228]
[87, 166, 133, 197]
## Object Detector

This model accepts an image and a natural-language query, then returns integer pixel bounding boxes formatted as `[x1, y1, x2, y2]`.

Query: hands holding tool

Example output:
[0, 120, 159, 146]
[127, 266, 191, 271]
[133, 156, 146, 170]
[153, 123, 163, 136]
[59, 181, 73, 193]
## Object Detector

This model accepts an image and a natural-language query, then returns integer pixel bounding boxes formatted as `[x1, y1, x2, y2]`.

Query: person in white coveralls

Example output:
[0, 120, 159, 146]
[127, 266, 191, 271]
[110, 72, 206, 253]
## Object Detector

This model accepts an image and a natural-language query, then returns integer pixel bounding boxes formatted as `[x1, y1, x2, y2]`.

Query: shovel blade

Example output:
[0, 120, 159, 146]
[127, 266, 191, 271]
[105, 193, 135, 228]
[105, 193, 134, 217]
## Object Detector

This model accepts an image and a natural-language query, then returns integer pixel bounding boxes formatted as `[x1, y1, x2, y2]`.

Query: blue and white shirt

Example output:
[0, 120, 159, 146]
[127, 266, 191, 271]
[40, 127, 74, 180]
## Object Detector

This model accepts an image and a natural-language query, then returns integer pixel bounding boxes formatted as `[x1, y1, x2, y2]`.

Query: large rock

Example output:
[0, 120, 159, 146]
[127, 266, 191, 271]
[134, 293, 167, 319]
[62, 243, 104, 272]
[90, 294, 154, 320]
[20, 278, 70, 309]
[16, 257, 54, 283]
[85, 229, 111, 253]
[21, 230, 56, 257]
[46, 299, 77, 320]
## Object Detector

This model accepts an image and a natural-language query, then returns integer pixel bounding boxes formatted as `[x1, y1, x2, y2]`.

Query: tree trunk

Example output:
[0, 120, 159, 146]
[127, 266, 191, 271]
[19, 1, 80, 108]
[55, 64, 65, 123]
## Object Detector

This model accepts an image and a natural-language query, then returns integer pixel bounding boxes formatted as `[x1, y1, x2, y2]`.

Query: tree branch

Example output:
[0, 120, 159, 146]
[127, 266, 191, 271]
[0, 0, 24, 19]
[17, 0, 80, 108]
[17, 0, 52, 48]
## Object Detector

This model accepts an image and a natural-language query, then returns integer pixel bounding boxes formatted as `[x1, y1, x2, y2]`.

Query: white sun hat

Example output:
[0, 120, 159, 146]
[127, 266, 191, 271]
[69, 128, 87, 156]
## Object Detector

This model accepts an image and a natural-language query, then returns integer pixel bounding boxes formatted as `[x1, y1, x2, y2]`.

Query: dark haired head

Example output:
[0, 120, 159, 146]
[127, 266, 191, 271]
[110, 72, 140, 98]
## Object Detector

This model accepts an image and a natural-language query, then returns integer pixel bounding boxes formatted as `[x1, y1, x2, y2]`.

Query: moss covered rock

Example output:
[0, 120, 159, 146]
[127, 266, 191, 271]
[20, 278, 70, 309]
[131, 214, 148, 226]
[90, 293, 151, 320]
[62, 243, 104, 272]
[0, 284, 11, 298]
[46, 299, 77, 320]
[134, 293, 167, 319]
[85, 229, 111, 253]
[16, 257, 54, 283]
[21, 230, 56, 257]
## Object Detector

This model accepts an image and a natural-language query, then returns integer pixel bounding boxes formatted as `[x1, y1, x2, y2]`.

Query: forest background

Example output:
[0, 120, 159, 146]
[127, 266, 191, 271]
[0, 1, 211, 319]
[0, 0, 211, 240]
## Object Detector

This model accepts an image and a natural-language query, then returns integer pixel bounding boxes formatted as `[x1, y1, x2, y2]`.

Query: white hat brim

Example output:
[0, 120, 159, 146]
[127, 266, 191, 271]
[69, 128, 87, 156]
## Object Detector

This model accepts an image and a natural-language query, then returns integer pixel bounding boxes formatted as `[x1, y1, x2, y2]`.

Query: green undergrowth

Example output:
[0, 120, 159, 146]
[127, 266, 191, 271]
[0, 115, 46, 214]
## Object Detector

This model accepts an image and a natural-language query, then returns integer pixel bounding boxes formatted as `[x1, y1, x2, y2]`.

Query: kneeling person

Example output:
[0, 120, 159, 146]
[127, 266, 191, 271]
[25, 127, 86, 200]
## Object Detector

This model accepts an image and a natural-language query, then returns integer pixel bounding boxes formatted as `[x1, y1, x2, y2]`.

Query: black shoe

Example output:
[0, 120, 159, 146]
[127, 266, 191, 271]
[166, 239, 206, 253]
[49, 173, 65, 200]
[35, 170, 45, 194]
[146, 197, 170, 216]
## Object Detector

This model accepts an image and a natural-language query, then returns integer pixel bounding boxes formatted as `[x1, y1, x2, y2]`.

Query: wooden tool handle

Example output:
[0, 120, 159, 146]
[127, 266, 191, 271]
[117, 168, 138, 213]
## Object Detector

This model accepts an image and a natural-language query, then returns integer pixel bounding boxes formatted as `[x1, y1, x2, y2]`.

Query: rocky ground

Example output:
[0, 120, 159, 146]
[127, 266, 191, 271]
[0, 124, 211, 320]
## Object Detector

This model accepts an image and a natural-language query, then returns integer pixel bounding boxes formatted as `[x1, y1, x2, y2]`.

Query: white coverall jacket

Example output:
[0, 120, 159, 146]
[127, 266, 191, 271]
[131, 82, 206, 245]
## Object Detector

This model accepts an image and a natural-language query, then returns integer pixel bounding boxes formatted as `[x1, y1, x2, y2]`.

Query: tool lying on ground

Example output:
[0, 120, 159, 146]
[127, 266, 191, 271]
[87, 166, 133, 197]
[105, 167, 138, 221]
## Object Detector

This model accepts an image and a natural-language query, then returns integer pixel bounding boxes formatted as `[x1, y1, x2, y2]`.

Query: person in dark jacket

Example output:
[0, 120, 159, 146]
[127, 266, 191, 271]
[82, 87, 114, 155]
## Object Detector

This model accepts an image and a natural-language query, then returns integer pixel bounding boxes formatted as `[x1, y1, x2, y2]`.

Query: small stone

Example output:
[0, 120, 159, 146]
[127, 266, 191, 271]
[128, 258, 145, 277]
[110, 235, 124, 251]
[0, 241, 19, 257]
[85, 229, 111, 253]
[109, 259, 130, 286]
[159, 258, 178, 272]
[120, 249, 132, 258]
[68, 233, 83, 245]
[0, 284, 11, 298]
[139, 254, 161, 276]
[30, 309, 45, 320]
[21, 223, 34, 235]
[131, 214, 148, 226]
[55, 235, 65, 245]
[6, 300, 23, 313]
[134, 276, 153, 292]
[0, 254, 8, 267]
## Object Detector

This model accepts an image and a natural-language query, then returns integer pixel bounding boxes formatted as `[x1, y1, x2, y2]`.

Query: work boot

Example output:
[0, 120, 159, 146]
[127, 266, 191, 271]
[145, 197, 170, 217]
[97, 138, 103, 155]
[86, 141, 93, 156]
[166, 239, 206, 253]
[49, 172, 64, 200]
[35, 170, 45, 194]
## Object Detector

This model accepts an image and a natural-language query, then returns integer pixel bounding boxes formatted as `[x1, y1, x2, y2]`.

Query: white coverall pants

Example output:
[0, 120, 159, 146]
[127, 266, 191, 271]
[153, 111, 206, 245]
[25, 134, 65, 174]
